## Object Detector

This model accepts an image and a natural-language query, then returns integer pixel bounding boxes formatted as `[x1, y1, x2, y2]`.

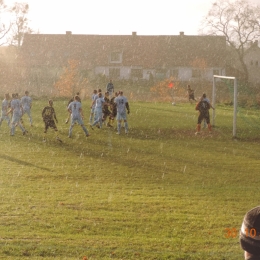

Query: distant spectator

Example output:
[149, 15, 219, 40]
[240, 206, 260, 259]
[106, 79, 114, 97]
[187, 85, 196, 103]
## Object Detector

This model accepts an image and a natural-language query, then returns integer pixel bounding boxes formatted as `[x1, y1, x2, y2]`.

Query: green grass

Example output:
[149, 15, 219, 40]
[0, 100, 259, 259]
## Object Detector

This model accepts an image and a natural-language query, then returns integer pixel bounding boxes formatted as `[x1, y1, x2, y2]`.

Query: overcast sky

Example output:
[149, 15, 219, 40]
[3, 0, 260, 36]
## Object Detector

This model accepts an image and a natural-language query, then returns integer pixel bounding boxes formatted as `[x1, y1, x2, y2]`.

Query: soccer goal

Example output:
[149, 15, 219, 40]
[212, 75, 238, 138]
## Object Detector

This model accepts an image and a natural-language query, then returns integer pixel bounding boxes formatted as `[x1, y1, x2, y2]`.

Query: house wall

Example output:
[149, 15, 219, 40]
[95, 66, 225, 82]
[244, 48, 260, 84]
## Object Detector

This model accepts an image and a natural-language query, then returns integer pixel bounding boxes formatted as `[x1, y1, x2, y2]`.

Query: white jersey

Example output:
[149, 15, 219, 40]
[21, 95, 32, 110]
[2, 99, 9, 114]
[95, 97, 105, 110]
[68, 101, 82, 119]
[115, 96, 128, 114]
[11, 99, 22, 116]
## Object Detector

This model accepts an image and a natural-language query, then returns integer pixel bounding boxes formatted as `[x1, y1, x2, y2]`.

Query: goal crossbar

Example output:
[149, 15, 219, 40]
[212, 75, 238, 137]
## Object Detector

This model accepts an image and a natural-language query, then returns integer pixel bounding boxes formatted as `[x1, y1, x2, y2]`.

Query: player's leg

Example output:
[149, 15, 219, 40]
[27, 109, 33, 126]
[68, 119, 75, 137]
[195, 114, 203, 135]
[116, 113, 122, 134]
[43, 121, 49, 141]
[206, 115, 212, 133]
[89, 107, 94, 124]
[0, 114, 3, 127]
[124, 120, 128, 134]
[10, 114, 19, 135]
[98, 110, 103, 128]
[6, 115, 10, 127]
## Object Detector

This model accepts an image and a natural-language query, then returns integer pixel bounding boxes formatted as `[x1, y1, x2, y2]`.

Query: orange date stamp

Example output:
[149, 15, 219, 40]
[225, 227, 259, 238]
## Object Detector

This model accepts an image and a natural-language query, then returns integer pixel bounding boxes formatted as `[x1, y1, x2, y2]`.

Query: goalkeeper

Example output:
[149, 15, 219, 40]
[195, 93, 214, 135]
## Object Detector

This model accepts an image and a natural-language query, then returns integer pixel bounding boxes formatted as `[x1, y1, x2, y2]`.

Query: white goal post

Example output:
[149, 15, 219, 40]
[212, 75, 238, 138]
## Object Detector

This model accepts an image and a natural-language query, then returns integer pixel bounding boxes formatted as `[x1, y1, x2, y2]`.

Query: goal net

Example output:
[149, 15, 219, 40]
[212, 75, 238, 137]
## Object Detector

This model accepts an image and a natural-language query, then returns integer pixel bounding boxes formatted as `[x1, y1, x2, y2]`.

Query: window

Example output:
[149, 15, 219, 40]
[131, 69, 143, 79]
[109, 68, 120, 79]
[192, 69, 201, 78]
[171, 69, 179, 78]
[155, 69, 166, 79]
[110, 52, 122, 63]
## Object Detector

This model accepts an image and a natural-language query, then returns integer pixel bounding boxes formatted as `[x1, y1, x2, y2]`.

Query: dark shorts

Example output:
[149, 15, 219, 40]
[44, 120, 57, 132]
[198, 112, 210, 124]
[189, 94, 195, 100]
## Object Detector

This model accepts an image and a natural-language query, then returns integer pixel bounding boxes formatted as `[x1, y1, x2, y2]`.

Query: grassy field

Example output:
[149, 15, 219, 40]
[0, 99, 259, 259]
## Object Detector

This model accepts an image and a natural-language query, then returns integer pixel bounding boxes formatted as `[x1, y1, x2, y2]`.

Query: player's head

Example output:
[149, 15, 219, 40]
[93, 89, 97, 94]
[119, 91, 123, 95]
[114, 92, 118, 97]
[5, 93, 10, 100]
[25, 90, 29, 95]
[48, 100, 53, 106]
[12, 93, 16, 98]
[74, 95, 80, 101]
[98, 89, 102, 93]
[187, 85, 191, 89]
[98, 92, 102, 98]
[240, 206, 260, 258]
[76, 92, 80, 96]
[105, 92, 109, 97]
[202, 93, 206, 98]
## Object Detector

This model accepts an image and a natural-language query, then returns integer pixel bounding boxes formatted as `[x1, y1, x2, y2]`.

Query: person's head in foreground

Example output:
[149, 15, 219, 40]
[240, 206, 260, 259]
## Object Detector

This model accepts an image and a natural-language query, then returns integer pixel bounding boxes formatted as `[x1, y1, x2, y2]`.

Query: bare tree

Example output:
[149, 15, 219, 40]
[200, 0, 260, 82]
[0, 0, 12, 46]
[9, 2, 33, 48]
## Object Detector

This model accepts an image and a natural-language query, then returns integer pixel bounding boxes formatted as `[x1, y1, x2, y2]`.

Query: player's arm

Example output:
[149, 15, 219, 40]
[79, 107, 84, 119]
[42, 107, 45, 119]
[210, 103, 215, 110]
[67, 104, 72, 113]
[126, 102, 130, 114]
[53, 108, 58, 123]
[6, 108, 13, 115]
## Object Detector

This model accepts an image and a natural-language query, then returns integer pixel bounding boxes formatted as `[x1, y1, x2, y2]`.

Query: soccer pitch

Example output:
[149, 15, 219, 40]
[0, 100, 259, 259]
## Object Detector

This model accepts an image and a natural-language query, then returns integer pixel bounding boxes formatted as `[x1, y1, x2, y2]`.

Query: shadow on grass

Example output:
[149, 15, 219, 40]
[0, 154, 51, 172]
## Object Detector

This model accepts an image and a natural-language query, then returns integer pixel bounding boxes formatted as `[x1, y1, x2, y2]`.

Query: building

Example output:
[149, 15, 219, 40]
[243, 40, 260, 85]
[20, 31, 227, 87]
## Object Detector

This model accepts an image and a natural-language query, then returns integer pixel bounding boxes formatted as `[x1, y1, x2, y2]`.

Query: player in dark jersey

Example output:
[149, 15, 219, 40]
[42, 100, 62, 142]
[102, 92, 111, 126]
[107, 91, 118, 127]
[195, 93, 214, 135]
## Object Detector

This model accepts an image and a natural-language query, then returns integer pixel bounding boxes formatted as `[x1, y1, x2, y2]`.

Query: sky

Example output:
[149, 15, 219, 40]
[3, 0, 260, 36]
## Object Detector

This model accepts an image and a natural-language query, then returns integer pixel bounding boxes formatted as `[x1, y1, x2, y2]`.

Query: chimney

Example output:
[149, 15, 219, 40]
[66, 31, 72, 35]
[180, 31, 184, 37]
[132, 31, 137, 37]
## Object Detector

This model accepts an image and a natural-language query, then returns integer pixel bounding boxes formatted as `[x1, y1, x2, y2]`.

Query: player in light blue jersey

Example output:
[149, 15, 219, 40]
[21, 90, 32, 126]
[0, 93, 11, 128]
[114, 91, 130, 134]
[7, 93, 27, 136]
[90, 92, 105, 129]
[67, 95, 90, 138]
[89, 89, 97, 124]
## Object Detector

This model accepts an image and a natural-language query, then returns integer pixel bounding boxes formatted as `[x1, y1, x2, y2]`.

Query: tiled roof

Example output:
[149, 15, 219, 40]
[21, 32, 227, 68]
